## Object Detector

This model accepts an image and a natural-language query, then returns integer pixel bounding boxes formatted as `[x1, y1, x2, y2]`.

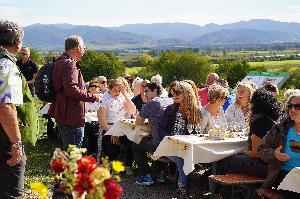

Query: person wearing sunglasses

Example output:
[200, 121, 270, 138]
[97, 76, 108, 93]
[158, 81, 201, 197]
[257, 92, 300, 198]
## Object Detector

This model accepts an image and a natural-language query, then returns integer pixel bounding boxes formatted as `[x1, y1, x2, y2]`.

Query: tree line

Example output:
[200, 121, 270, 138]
[29, 49, 300, 89]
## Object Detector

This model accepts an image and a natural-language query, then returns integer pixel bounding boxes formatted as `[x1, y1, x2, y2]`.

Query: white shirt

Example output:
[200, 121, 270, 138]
[0, 48, 23, 105]
[225, 103, 250, 129]
[99, 91, 126, 124]
[200, 107, 227, 134]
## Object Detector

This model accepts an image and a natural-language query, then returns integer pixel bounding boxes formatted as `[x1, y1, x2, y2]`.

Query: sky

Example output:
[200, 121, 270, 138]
[1, 0, 300, 27]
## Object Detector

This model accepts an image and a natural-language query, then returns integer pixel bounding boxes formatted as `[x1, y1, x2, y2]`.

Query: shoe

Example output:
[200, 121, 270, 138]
[156, 174, 167, 183]
[177, 186, 189, 199]
[135, 176, 154, 185]
[125, 166, 134, 176]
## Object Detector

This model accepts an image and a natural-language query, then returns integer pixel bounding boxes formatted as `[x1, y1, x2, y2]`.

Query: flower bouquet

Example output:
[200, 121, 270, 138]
[50, 145, 123, 199]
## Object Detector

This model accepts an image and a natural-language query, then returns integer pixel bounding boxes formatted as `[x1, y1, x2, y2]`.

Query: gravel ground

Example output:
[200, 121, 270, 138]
[24, 172, 211, 199]
[119, 174, 211, 199]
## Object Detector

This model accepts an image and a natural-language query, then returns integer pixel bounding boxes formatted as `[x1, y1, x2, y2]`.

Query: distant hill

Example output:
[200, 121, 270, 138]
[23, 19, 300, 50]
[23, 24, 154, 50]
[192, 29, 300, 45]
[113, 22, 203, 41]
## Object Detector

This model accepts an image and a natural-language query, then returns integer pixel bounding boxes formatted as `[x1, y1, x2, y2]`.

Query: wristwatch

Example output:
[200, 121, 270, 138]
[12, 140, 23, 149]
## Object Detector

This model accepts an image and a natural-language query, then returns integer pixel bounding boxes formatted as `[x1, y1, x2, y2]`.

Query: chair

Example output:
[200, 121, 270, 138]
[257, 188, 282, 199]
[209, 174, 265, 199]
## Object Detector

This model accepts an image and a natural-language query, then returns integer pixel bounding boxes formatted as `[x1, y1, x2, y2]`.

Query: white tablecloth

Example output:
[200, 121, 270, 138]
[85, 111, 98, 123]
[152, 135, 247, 175]
[278, 167, 300, 193]
[104, 119, 150, 144]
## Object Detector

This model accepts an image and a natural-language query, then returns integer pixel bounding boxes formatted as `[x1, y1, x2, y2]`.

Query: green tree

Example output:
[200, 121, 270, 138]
[216, 59, 251, 88]
[29, 49, 44, 65]
[81, 50, 125, 81]
[139, 51, 212, 86]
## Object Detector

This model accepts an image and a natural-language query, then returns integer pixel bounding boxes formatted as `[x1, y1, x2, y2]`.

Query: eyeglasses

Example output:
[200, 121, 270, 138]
[100, 81, 107, 84]
[287, 103, 300, 110]
[89, 85, 98, 88]
[172, 89, 182, 96]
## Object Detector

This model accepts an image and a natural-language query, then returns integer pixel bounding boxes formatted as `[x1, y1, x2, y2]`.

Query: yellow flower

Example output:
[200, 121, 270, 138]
[112, 161, 125, 173]
[30, 182, 48, 198]
[90, 167, 111, 185]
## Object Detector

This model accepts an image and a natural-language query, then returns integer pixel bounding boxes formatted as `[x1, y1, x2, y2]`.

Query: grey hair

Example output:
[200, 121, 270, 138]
[0, 20, 24, 47]
[284, 89, 300, 103]
[65, 35, 83, 51]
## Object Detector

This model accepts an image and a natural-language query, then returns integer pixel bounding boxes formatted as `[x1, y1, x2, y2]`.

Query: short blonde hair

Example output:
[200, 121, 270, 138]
[208, 83, 229, 103]
[284, 89, 300, 103]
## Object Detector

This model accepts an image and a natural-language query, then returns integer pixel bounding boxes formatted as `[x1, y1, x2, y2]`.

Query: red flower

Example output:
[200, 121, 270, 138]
[104, 178, 123, 199]
[73, 174, 94, 196]
[77, 156, 96, 174]
[51, 159, 67, 174]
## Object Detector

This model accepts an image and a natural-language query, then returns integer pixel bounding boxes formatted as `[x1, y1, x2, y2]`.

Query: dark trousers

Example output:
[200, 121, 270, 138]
[101, 134, 133, 166]
[83, 122, 99, 155]
[57, 124, 84, 151]
[43, 114, 57, 139]
[132, 137, 156, 175]
[132, 137, 167, 176]
[0, 141, 26, 199]
[217, 154, 268, 178]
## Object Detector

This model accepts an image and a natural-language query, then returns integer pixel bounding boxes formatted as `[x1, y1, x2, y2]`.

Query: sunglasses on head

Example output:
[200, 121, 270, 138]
[172, 89, 182, 96]
[287, 103, 300, 110]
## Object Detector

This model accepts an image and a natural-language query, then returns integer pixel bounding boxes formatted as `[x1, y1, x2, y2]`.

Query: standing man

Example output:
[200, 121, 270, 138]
[16, 47, 39, 96]
[0, 20, 25, 199]
[49, 35, 99, 151]
[198, 73, 219, 106]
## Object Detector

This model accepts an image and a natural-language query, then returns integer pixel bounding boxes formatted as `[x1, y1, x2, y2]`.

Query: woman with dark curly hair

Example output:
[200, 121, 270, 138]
[217, 88, 280, 179]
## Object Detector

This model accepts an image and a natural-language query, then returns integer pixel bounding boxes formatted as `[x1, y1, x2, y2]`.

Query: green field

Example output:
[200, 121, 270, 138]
[249, 60, 300, 72]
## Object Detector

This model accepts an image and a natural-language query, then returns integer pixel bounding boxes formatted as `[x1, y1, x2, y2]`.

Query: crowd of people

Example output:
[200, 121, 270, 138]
[1, 19, 300, 199]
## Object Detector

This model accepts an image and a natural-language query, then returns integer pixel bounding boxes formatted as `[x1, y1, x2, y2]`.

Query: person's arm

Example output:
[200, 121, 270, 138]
[97, 107, 110, 132]
[158, 105, 173, 138]
[0, 103, 23, 166]
[135, 114, 146, 126]
[257, 124, 280, 163]
[121, 87, 136, 115]
[61, 61, 97, 102]
[246, 134, 263, 157]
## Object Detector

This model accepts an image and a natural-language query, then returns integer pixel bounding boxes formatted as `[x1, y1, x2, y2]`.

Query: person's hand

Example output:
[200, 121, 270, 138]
[274, 145, 290, 161]
[119, 85, 126, 95]
[7, 147, 23, 166]
[95, 95, 100, 102]
[111, 136, 120, 145]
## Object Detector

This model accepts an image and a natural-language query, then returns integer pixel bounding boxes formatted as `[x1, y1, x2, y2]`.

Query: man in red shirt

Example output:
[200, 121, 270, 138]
[49, 35, 99, 150]
[198, 73, 219, 106]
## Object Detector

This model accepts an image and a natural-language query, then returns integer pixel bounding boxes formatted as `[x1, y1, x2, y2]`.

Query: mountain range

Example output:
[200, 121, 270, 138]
[23, 19, 300, 50]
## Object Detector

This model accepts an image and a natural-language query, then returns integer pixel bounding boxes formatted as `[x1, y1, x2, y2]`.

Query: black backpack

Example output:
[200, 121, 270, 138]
[35, 62, 55, 102]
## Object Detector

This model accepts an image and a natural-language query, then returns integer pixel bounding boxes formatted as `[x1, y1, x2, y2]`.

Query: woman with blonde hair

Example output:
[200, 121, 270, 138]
[200, 83, 229, 134]
[98, 78, 136, 174]
[159, 81, 201, 196]
[225, 82, 256, 130]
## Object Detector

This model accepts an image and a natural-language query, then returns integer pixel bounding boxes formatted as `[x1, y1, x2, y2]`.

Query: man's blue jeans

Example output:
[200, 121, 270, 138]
[58, 124, 84, 151]
[0, 141, 26, 199]
[167, 156, 186, 187]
